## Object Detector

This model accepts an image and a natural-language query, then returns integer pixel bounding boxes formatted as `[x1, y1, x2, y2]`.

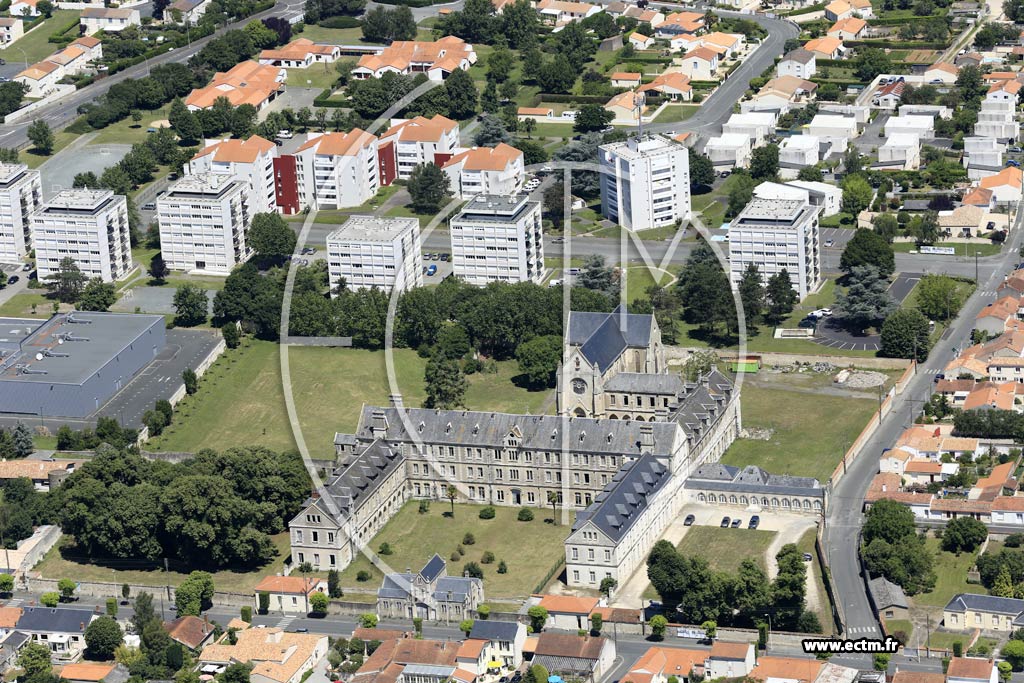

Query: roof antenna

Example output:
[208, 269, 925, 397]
[633, 92, 646, 139]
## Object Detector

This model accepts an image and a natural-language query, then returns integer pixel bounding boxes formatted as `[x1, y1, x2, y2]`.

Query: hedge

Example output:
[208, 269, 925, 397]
[313, 88, 349, 107]
[47, 14, 81, 44]
[318, 15, 360, 28]
[867, 13, 946, 25]
[844, 39, 948, 49]
[538, 93, 614, 104]
[783, 2, 826, 14]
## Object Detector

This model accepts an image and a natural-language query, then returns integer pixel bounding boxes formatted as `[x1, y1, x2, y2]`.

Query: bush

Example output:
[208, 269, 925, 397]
[464, 561, 484, 579]
[481, 551, 495, 564]
[479, 506, 496, 520]
[517, 508, 535, 522]
[463, 532, 476, 545]
[451, 551, 461, 561]
[356, 570, 371, 582]
[418, 500, 430, 514]
[378, 542, 393, 555]
[497, 560, 508, 574]
[318, 15, 360, 27]
[457, 544, 465, 556]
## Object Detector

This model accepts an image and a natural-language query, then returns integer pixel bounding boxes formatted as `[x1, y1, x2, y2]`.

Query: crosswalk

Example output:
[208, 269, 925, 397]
[6, 598, 22, 607]
[923, 368, 943, 375]
[845, 625, 879, 635]
[277, 615, 296, 630]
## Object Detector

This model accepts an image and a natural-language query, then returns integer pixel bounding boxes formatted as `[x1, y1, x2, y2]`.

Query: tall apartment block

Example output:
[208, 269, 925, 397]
[0, 163, 41, 264]
[449, 194, 544, 285]
[32, 189, 132, 282]
[157, 173, 252, 275]
[187, 136, 277, 215]
[598, 134, 691, 232]
[326, 215, 423, 293]
[728, 197, 822, 300]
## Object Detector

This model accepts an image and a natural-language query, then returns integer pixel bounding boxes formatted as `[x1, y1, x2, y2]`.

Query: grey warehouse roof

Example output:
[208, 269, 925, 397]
[0, 313, 164, 385]
[684, 463, 824, 497]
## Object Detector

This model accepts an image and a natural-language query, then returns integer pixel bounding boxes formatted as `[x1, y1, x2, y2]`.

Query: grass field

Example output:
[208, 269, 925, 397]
[90, 104, 174, 145]
[675, 526, 777, 572]
[336, 502, 571, 599]
[885, 618, 913, 641]
[0, 11, 78, 64]
[0, 291, 53, 317]
[912, 537, 987, 608]
[721, 382, 880, 481]
[34, 532, 292, 592]
[295, 24, 370, 45]
[798, 528, 835, 635]
[21, 130, 79, 168]
[286, 66, 339, 90]
[147, 340, 552, 455]
[652, 105, 699, 124]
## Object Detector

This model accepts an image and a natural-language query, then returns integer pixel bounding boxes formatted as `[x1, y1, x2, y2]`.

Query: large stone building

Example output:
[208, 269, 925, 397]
[376, 554, 483, 621]
[288, 307, 740, 581]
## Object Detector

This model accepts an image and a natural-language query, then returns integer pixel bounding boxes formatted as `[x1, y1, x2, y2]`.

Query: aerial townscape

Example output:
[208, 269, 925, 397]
[10, 1, 1024, 683]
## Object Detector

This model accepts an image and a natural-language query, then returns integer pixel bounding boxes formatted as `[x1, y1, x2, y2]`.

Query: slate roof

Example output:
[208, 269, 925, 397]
[568, 305, 654, 371]
[378, 555, 481, 603]
[421, 554, 446, 582]
[16, 607, 95, 633]
[868, 576, 908, 610]
[604, 372, 686, 395]
[571, 453, 671, 542]
[944, 593, 1024, 618]
[468, 621, 521, 642]
[782, 49, 815, 65]
[684, 464, 825, 497]
[313, 440, 405, 521]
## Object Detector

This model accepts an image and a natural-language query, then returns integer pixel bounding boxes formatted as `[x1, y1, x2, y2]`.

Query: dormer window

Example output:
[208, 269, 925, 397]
[445, 422, 452, 433]
[579, 431, 586, 442]
[418, 421, 425, 432]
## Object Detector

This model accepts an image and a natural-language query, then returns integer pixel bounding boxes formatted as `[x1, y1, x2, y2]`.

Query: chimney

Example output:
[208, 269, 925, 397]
[640, 425, 654, 449]
[204, 615, 209, 634]
[370, 411, 389, 439]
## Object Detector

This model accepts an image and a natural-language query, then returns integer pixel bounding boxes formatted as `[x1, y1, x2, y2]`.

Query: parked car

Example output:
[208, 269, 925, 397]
[730, 518, 742, 528]
[811, 308, 833, 318]
[684, 514, 696, 526]
[278, 130, 294, 139]
[142, 202, 156, 210]
[440, 253, 449, 262]
[987, 221, 996, 230]
[803, 553, 813, 562]
[426, 264, 437, 276]
[720, 516, 730, 528]
[824, 239, 834, 247]
[749, 515, 760, 529]
[933, 372, 945, 383]
[6, 275, 17, 285]
[21, 263, 31, 271]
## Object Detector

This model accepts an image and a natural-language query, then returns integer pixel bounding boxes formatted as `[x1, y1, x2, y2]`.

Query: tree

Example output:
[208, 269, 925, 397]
[599, 577, 617, 598]
[446, 484, 457, 517]
[0, 574, 13, 595]
[445, 69, 479, 119]
[738, 263, 764, 324]
[12, 422, 32, 458]
[872, 213, 898, 243]
[836, 265, 896, 333]
[864, 499, 917, 545]
[359, 613, 378, 628]
[999, 662, 1012, 683]
[522, 118, 537, 138]
[797, 166, 823, 182]
[58, 577, 76, 601]
[41, 591, 59, 607]
[309, 591, 328, 615]
[855, 48, 894, 81]
[749, 145, 779, 180]
[689, 149, 714, 186]
[726, 172, 756, 217]
[909, 211, 940, 246]
[183, 368, 199, 395]
[515, 335, 562, 388]
[880, 306, 932, 362]
[574, 104, 614, 133]
[992, 565, 1015, 598]
[765, 270, 797, 323]
[473, 114, 512, 146]
[169, 98, 203, 146]
[840, 229, 895, 277]
[27, 120, 53, 155]
[149, 253, 170, 283]
[527, 605, 548, 632]
[175, 571, 214, 616]
[590, 613, 603, 635]
[78, 278, 117, 312]
[424, 353, 467, 409]
[85, 616, 123, 660]
[18, 643, 52, 679]
[0, 81, 26, 119]
[1003, 640, 1024, 670]
[942, 517, 988, 553]
[327, 569, 342, 598]
[408, 163, 452, 213]
[249, 213, 297, 264]
[841, 175, 873, 217]
[221, 663, 253, 683]
[650, 614, 668, 640]
[538, 55, 577, 94]
[873, 654, 891, 672]
[45, 256, 88, 303]
[702, 620, 717, 640]
[459, 619, 474, 636]
[173, 284, 209, 327]
[222, 323, 241, 349]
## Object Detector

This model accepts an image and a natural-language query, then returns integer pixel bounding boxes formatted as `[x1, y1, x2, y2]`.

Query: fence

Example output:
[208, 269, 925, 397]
[24, 576, 254, 608]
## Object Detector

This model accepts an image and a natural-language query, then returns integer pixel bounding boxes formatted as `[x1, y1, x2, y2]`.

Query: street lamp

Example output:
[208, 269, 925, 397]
[976, 250, 982, 285]
[763, 613, 771, 651]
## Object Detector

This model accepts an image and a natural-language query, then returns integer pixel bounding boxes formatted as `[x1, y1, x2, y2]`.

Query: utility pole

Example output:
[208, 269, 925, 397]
[976, 250, 981, 284]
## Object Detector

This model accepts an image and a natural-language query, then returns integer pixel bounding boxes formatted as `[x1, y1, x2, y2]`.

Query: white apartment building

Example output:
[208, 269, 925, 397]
[878, 133, 921, 170]
[598, 134, 690, 232]
[326, 215, 422, 293]
[728, 197, 822, 300]
[378, 115, 460, 181]
[0, 163, 41, 264]
[779, 135, 822, 170]
[157, 173, 252, 275]
[721, 112, 777, 148]
[188, 136, 277, 215]
[442, 144, 524, 198]
[449, 194, 544, 285]
[806, 114, 858, 150]
[883, 115, 934, 139]
[79, 7, 140, 34]
[706, 134, 752, 169]
[32, 189, 132, 282]
[788, 180, 841, 217]
[295, 130, 379, 209]
[975, 99, 1019, 141]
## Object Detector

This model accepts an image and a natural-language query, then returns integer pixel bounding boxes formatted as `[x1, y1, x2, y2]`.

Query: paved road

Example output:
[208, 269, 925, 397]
[823, 199, 1024, 638]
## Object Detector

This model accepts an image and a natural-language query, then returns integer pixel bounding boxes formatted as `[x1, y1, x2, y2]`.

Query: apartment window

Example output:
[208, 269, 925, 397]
[312, 531, 319, 543]
[588, 548, 594, 561]
[572, 547, 579, 560]
[589, 571, 596, 583]
[573, 570, 580, 582]
[604, 550, 611, 562]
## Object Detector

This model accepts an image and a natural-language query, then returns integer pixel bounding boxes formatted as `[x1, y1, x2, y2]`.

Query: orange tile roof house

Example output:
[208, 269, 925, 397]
[621, 647, 709, 683]
[442, 143, 524, 199]
[185, 61, 286, 111]
[0, 459, 81, 491]
[978, 166, 1023, 204]
[749, 657, 824, 683]
[611, 72, 642, 88]
[378, 115, 461, 181]
[638, 72, 693, 101]
[16, 36, 102, 98]
[827, 16, 866, 39]
[946, 657, 997, 683]
[164, 615, 217, 650]
[199, 628, 328, 683]
[803, 36, 844, 59]
[705, 642, 755, 679]
[252, 575, 328, 614]
[259, 38, 340, 68]
[536, 595, 601, 630]
[976, 295, 1022, 336]
[352, 37, 477, 81]
[351, 638, 460, 683]
[653, 11, 704, 36]
[59, 663, 126, 683]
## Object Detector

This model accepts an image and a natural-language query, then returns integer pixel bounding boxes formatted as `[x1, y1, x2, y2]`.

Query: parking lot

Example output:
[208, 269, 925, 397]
[421, 249, 453, 280]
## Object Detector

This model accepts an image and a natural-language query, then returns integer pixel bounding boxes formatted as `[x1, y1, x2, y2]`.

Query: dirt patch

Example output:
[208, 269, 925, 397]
[835, 370, 888, 389]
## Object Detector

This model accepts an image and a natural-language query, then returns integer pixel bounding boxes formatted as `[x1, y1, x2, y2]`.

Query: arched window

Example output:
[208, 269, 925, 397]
[729, 496, 737, 504]
[609, 414, 619, 420]
[771, 498, 780, 507]
[782, 499, 791, 509]
[740, 496, 748, 505]
[814, 500, 822, 510]
[698, 493, 706, 502]
[708, 494, 718, 503]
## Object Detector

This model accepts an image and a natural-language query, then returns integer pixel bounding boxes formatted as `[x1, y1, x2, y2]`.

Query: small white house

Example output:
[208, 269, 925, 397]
[629, 32, 654, 49]
[883, 114, 935, 139]
[706, 133, 752, 169]
[878, 133, 921, 170]
[807, 113, 858, 149]
[680, 47, 718, 80]
[777, 49, 816, 79]
[722, 111, 778, 147]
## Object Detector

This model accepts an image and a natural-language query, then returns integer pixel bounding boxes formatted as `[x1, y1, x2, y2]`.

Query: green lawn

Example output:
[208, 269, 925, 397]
[675, 526, 777, 572]
[0, 291, 53, 317]
[91, 104, 175, 145]
[798, 528, 836, 635]
[147, 340, 552, 456]
[516, 123, 574, 139]
[927, 632, 996, 652]
[624, 265, 673, 304]
[337, 502, 572, 599]
[913, 537, 987, 608]
[652, 105, 699, 124]
[34, 531, 293, 593]
[286, 66, 339, 90]
[721, 383, 880, 481]
[20, 130, 79, 168]
[891, 242, 1002, 256]
[0, 11, 79, 65]
[295, 24, 372, 45]
[885, 618, 913, 640]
